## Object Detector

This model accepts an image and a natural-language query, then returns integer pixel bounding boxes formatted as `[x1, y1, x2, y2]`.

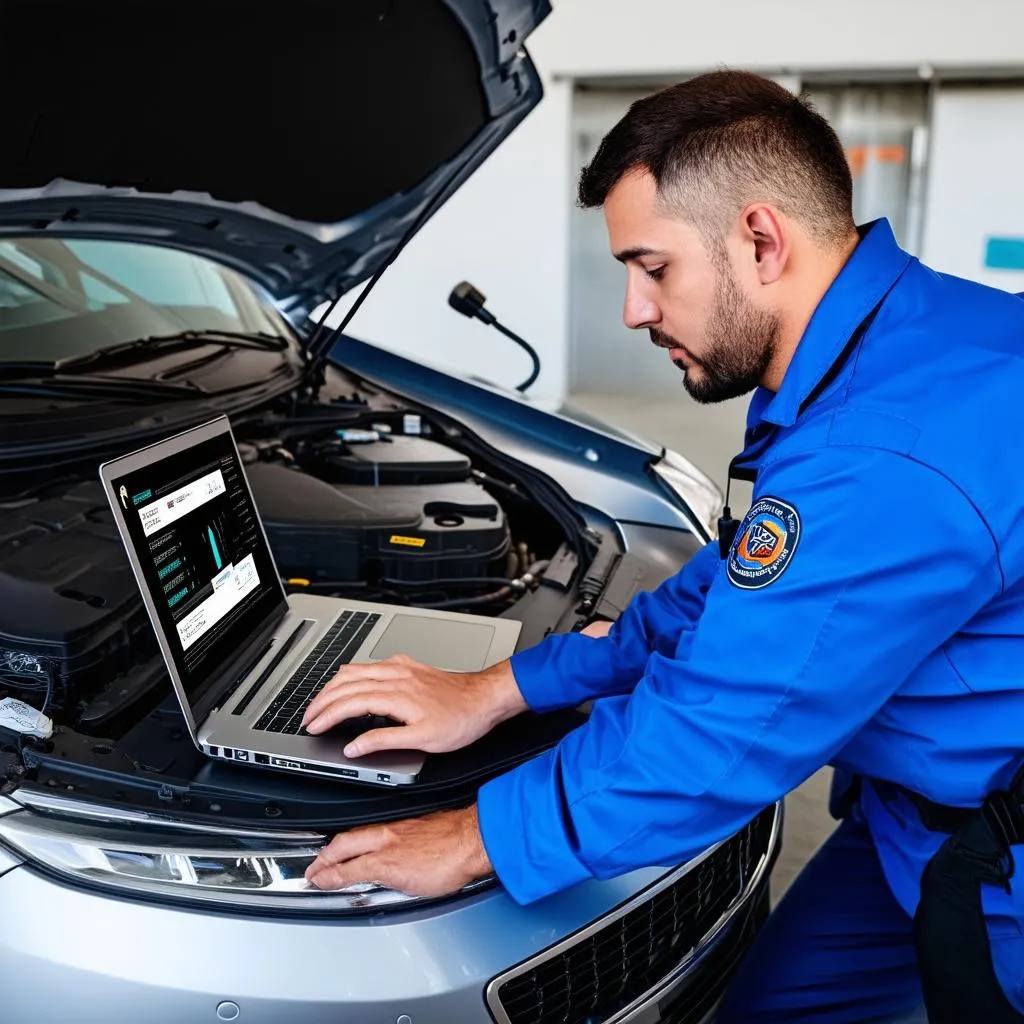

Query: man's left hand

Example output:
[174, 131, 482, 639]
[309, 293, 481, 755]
[304, 805, 493, 898]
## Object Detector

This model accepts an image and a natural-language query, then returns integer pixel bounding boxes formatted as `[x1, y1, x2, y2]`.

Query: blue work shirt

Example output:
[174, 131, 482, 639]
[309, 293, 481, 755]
[477, 219, 1024, 927]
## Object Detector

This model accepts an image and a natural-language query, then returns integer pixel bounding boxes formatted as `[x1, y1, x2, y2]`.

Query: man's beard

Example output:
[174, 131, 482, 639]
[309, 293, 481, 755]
[652, 270, 780, 404]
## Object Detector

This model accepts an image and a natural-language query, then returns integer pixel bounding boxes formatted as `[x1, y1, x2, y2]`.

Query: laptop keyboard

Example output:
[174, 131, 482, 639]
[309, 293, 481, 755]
[255, 611, 381, 735]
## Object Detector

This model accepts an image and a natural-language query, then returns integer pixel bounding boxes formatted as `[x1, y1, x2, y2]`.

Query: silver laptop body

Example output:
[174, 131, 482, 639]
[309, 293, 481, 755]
[98, 415, 521, 787]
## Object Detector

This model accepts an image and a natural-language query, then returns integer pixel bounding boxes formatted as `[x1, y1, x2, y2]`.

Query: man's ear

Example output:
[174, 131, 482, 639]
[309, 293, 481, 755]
[740, 204, 788, 285]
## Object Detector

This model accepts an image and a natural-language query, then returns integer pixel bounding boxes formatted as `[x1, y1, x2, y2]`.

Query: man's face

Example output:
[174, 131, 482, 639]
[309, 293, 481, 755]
[603, 169, 779, 404]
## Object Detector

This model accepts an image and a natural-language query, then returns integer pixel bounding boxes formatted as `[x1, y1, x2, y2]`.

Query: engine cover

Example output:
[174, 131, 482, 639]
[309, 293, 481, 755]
[0, 481, 155, 705]
[247, 462, 511, 585]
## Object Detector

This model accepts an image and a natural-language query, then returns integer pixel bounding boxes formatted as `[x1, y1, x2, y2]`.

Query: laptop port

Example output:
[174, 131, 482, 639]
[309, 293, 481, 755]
[223, 748, 233, 759]
[377, 773, 391, 783]
[254, 753, 269, 765]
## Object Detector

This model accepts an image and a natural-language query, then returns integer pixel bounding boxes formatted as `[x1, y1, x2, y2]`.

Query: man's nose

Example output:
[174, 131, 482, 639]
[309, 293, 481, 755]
[622, 281, 659, 330]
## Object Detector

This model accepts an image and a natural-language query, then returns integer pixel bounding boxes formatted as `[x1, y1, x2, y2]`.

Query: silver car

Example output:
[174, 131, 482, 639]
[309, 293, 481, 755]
[0, 1, 781, 1021]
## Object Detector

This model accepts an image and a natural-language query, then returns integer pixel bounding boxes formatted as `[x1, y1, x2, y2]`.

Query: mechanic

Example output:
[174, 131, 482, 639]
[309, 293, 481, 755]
[300, 71, 1024, 1022]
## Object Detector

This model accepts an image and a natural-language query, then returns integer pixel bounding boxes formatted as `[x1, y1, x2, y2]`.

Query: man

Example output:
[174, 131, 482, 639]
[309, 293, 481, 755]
[300, 71, 1024, 1022]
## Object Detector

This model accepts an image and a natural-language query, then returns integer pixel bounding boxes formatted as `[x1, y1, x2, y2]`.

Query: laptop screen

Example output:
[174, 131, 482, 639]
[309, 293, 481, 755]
[110, 427, 285, 707]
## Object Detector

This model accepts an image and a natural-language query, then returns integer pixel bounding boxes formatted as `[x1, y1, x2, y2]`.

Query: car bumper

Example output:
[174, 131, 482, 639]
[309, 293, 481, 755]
[0, 804, 779, 1024]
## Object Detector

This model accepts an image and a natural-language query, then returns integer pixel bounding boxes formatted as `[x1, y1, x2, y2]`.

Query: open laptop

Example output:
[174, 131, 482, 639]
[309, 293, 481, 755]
[98, 415, 521, 786]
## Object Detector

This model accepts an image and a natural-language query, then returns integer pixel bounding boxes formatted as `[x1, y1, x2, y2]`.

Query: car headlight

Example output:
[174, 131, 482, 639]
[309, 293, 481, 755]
[0, 791, 490, 913]
[650, 449, 723, 541]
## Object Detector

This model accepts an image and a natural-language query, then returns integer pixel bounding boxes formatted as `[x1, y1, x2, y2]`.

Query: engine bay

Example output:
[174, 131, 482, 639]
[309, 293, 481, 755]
[0, 351, 637, 828]
[0, 404, 580, 743]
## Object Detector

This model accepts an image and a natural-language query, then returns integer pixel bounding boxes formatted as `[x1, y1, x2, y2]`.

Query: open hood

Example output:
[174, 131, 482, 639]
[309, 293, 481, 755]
[0, 0, 549, 323]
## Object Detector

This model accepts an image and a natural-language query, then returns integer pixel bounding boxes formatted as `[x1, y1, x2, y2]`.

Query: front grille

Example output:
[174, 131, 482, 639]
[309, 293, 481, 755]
[658, 888, 766, 1024]
[490, 806, 776, 1024]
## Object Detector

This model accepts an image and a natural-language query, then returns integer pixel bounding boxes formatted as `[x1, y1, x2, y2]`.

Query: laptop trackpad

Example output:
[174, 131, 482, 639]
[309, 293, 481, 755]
[369, 615, 495, 672]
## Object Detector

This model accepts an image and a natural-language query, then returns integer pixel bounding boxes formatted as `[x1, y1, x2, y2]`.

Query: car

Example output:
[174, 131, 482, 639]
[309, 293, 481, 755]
[0, 1, 781, 1021]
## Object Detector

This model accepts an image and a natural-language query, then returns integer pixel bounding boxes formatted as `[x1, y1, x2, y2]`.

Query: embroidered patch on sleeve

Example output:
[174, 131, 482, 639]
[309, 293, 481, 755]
[727, 496, 801, 590]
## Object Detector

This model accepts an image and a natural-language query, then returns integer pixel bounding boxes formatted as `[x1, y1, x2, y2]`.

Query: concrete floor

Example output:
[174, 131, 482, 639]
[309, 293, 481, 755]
[567, 390, 838, 901]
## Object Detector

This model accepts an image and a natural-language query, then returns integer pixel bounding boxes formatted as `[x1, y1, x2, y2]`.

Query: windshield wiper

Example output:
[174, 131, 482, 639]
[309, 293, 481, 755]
[58, 330, 290, 373]
[0, 363, 206, 401]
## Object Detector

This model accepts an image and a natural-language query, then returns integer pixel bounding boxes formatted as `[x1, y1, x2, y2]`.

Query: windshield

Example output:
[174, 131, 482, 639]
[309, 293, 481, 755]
[0, 238, 288, 363]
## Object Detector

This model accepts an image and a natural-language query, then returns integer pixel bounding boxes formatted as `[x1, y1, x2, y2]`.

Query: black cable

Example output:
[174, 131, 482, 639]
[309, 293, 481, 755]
[383, 560, 549, 593]
[471, 470, 528, 501]
[493, 322, 541, 392]
[412, 559, 550, 610]
[285, 575, 515, 596]
[419, 587, 514, 610]
[283, 581, 409, 604]
[380, 576, 517, 589]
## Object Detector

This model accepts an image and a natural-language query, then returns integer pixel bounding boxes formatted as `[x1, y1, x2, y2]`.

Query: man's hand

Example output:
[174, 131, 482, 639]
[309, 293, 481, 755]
[304, 805, 492, 898]
[301, 655, 527, 758]
[580, 619, 614, 638]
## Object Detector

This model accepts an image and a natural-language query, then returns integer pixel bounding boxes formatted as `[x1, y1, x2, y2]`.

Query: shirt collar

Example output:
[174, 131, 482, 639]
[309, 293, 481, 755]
[754, 218, 911, 429]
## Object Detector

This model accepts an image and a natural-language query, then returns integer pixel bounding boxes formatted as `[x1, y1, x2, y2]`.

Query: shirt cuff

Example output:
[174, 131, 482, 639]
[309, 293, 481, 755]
[508, 643, 563, 712]
[477, 746, 593, 905]
[509, 633, 621, 713]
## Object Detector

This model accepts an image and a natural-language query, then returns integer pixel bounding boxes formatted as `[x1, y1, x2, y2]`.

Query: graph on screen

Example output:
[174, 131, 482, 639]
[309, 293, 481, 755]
[202, 514, 230, 574]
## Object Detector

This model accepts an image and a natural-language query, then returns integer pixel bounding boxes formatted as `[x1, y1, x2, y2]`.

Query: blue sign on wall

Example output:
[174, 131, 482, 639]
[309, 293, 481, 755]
[984, 237, 1024, 271]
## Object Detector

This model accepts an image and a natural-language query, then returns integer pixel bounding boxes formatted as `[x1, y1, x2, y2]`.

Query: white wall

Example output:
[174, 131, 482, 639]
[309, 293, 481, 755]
[534, 0, 1024, 77]
[333, 0, 1024, 402]
[920, 86, 1024, 292]
[320, 78, 574, 401]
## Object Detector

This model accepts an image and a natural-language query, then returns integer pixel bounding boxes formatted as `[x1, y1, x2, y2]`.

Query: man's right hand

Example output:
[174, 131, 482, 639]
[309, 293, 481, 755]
[300, 655, 528, 759]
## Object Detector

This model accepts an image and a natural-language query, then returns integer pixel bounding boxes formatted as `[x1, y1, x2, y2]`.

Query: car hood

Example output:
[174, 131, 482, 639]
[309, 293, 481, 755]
[0, 0, 549, 324]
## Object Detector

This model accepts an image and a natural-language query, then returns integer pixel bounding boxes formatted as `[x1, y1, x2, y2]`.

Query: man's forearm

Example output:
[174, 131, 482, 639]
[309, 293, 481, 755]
[474, 659, 529, 726]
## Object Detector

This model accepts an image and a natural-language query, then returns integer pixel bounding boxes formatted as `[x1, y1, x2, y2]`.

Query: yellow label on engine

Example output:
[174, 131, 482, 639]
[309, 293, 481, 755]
[389, 535, 427, 548]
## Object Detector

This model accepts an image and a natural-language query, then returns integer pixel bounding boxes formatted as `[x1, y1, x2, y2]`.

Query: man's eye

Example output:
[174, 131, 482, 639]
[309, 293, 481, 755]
[644, 266, 666, 281]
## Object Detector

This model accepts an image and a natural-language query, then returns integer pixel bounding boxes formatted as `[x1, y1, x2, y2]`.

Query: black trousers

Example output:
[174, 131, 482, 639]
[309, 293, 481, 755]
[915, 811, 1024, 1022]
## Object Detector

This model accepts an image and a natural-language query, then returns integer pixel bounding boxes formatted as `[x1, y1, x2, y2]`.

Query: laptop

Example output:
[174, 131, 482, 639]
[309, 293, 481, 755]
[98, 415, 521, 786]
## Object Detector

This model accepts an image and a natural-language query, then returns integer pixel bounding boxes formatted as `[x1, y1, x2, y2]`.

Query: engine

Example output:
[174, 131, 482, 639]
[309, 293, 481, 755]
[0, 425, 547, 732]
[246, 435, 512, 589]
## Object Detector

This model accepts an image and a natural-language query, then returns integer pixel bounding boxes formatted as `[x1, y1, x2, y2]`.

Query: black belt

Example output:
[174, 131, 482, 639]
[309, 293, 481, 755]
[873, 766, 1024, 865]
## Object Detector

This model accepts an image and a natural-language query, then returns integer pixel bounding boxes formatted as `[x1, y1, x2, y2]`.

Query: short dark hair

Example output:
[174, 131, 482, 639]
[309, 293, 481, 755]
[578, 71, 855, 249]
